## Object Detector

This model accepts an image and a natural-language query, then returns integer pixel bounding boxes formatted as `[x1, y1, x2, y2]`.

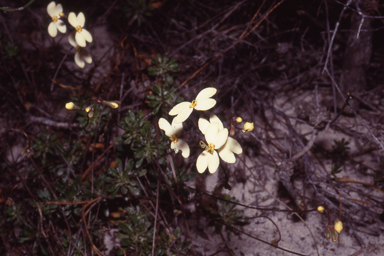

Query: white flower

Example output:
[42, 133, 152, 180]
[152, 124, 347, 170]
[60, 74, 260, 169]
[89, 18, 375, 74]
[68, 33, 92, 68]
[169, 87, 217, 123]
[47, 2, 66, 37]
[198, 114, 242, 164]
[158, 118, 190, 158]
[196, 122, 229, 174]
[68, 12, 93, 47]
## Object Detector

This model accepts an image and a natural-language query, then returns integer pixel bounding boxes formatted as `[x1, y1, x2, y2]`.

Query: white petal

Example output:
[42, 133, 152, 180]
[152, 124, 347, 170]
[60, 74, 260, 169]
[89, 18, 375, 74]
[196, 151, 209, 173]
[75, 32, 86, 47]
[198, 118, 210, 134]
[169, 102, 190, 115]
[81, 29, 93, 43]
[54, 3, 63, 14]
[171, 118, 183, 137]
[205, 123, 219, 144]
[173, 107, 193, 123]
[68, 12, 78, 27]
[77, 12, 85, 27]
[158, 118, 173, 137]
[214, 128, 228, 149]
[226, 137, 242, 154]
[56, 20, 67, 33]
[68, 33, 77, 47]
[196, 87, 217, 100]
[47, 2, 57, 17]
[209, 114, 224, 130]
[219, 148, 236, 163]
[194, 98, 216, 111]
[74, 52, 85, 68]
[82, 50, 92, 64]
[175, 139, 190, 158]
[48, 22, 57, 37]
[170, 141, 177, 151]
[208, 151, 220, 173]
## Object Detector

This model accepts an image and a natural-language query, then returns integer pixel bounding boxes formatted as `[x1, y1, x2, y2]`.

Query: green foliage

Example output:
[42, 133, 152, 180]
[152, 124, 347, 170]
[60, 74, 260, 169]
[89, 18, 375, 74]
[117, 205, 153, 255]
[330, 138, 350, 181]
[332, 138, 350, 164]
[123, 0, 156, 26]
[31, 130, 58, 166]
[77, 104, 111, 136]
[105, 158, 146, 198]
[117, 109, 168, 163]
[147, 82, 183, 115]
[331, 163, 343, 182]
[2, 41, 19, 60]
[148, 54, 180, 84]
[202, 194, 249, 240]
[48, 140, 85, 182]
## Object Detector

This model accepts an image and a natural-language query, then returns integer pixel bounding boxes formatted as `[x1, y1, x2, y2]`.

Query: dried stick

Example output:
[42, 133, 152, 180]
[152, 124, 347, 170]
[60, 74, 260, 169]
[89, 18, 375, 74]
[27, 115, 78, 129]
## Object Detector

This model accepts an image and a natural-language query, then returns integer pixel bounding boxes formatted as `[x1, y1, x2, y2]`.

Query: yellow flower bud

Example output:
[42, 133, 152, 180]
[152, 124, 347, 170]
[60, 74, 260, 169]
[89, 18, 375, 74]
[85, 106, 92, 113]
[236, 117, 243, 123]
[317, 206, 325, 213]
[242, 122, 254, 133]
[106, 101, 119, 108]
[334, 219, 343, 234]
[65, 102, 75, 110]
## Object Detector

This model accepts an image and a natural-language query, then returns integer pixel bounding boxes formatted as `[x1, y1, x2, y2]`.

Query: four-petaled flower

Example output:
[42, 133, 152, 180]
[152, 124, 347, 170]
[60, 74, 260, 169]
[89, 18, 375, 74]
[169, 87, 217, 123]
[68, 12, 93, 47]
[196, 122, 229, 174]
[199, 114, 242, 164]
[47, 1, 66, 37]
[159, 118, 190, 158]
[68, 33, 92, 68]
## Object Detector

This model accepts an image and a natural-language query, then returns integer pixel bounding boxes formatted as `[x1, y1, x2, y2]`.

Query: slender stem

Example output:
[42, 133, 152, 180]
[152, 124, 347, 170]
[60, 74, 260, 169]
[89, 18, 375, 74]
[0, 0, 35, 12]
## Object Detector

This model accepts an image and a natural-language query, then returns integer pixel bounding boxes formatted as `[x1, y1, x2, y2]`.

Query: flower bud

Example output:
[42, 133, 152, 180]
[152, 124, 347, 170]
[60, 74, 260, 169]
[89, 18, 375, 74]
[334, 219, 343, 234]
[85, 106, 92, 113]
[236, 117, 243, 123]
[106, 101, 119, 108]
[331, 227, 338, 242]
[317, 206, 325, 213]
[65, 102, 75, 110]
[242, 122, 254, 133]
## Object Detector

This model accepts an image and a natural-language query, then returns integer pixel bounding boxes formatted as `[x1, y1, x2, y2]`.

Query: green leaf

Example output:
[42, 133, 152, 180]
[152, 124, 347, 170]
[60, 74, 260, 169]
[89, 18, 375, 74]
[147, 100, 158, 108]
[135, 158, 144, 168]
[128, 186, 141, 196]
[118, 222, 132, 234]
[153, 85, 161, 95]
[152, 104, 161, 115]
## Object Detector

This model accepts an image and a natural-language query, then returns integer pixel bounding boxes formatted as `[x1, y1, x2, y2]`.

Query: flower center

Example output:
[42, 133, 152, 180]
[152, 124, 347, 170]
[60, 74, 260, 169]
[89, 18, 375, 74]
[207, 143, 215, 154]
[189, 100, 197, 108]
[52, 16, 58, 22]
[170, 135, 178, 143]
[199, 141, 215, 154]
[75, 46, 81, 52]
[76, 25, 82, 33]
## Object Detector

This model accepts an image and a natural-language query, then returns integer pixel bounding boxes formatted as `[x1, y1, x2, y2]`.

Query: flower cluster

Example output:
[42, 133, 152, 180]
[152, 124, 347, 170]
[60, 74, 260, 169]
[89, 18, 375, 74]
[46, 2, 93, 68]
[159, 87, 244, 174]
